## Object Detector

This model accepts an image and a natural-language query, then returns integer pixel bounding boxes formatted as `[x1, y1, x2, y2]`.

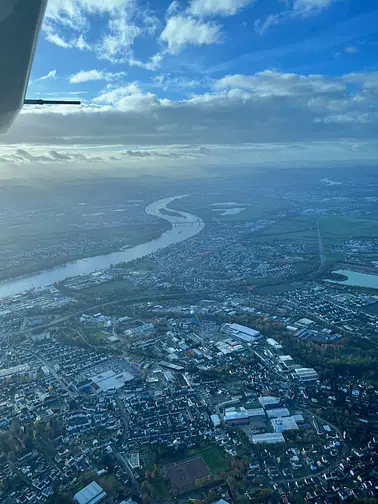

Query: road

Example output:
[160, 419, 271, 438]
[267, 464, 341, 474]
[317, 220, 325, 267]
[274, 408, 349, 484]
[253, 345, 350, 485]
[23, 290, 210, 336]
[115, 396, 130, 444]
[112, 446, 143, 499]
[70, 327, 106, 350]
[31, 349, 77, 399]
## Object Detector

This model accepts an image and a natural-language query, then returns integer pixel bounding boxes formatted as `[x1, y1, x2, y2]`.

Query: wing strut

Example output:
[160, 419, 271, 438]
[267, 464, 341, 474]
[24, 99, 81, 105]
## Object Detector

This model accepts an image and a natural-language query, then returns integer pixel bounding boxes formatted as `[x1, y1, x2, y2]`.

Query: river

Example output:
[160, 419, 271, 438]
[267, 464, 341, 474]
[0, 195, 204, 298]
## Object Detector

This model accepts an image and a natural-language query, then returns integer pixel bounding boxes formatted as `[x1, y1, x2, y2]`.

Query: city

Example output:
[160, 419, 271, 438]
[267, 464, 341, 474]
[1, 0, 378, 502]
[0, 169, 378, 504]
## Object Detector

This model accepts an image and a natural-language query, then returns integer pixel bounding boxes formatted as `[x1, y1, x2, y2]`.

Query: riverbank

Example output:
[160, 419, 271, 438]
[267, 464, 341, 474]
[0, 221, 171, 283]
[0, 195, 204, 297]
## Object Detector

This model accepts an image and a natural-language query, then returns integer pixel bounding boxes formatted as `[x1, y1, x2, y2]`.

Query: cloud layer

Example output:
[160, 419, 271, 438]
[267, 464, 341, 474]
[5, 70, 378, 148]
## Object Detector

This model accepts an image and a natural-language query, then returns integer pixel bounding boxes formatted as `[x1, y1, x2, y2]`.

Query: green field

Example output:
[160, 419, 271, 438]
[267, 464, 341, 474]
[169, 196, 288, 223]
[257, 283, 297, 294]
[200, 446, 229, 474]
[319, 216, 378, 242]
[257, 215, 378, 246]
[151, 478, 170, 499]
[82, 278, 134, 295]
[142, 444, 229, 475]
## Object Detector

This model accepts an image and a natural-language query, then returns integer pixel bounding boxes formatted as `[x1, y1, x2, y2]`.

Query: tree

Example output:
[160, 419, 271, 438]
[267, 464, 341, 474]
[206, 490, 217, 503]
[169, 488, 178, 498]
[226, 476, 236, 490]
[141, 480, 154, 497]
[152, 463, 160, 479]
[260, 488, 274, 501]
[98, 474, 123, 496]
[141, 493, 152, 504]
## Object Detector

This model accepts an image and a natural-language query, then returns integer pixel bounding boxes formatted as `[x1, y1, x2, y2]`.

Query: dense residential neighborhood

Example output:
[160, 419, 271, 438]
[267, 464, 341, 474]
[1, 171, 378, 504]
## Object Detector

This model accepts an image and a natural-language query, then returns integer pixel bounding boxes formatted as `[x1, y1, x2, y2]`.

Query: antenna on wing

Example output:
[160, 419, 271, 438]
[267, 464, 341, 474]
[24, 99, 81, 105]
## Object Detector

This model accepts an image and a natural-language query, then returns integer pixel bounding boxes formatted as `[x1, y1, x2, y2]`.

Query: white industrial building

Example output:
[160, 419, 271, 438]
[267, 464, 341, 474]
[279, 355, 296, 369]
[251, 433, 285, 444]
[266, 338, 283, 349]
[246, 408, 266, 418]
[90, 369, 134, 393]
[266, 408, 291, 419]
[74, 481, 106, 504]
[125, 322, 154, 337]
[211, 414, 221, 427]
[297, 318, 315, 327]
[128, 453, 140, 469]
[258, 396, 280, 409]
[224, 411, 249, 424]
[221, 323, 262, 342]
[293, 414, 305, 423]
[286, 326, 298, 332]
[271, 416, 299, 432]
[293, 367, 319, 381]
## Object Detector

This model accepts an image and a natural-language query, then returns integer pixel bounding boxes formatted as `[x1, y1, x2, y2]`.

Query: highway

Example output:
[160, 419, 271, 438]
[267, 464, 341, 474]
[317, 220, 325, 267]
[23, 290, 210, 336]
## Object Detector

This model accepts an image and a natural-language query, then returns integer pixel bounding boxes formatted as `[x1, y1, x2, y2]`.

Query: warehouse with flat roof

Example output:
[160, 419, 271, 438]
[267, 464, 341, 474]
[74, 481, 106, 504]
[251, 433, 285, 444]
[90, 369, 134, 393]
[221, 323, 262, 342]
[266, 338, 283, 349]
[271, 416, 299, 432]
[224, 411, 249, 425]
[293, 367, 319, 381]
[258, 396, 280, 409]
[266, 407, 291, 419]
[246, 408, 265, 418]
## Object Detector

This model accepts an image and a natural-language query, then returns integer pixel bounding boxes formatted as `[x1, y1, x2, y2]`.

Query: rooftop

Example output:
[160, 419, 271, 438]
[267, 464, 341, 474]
[74, 481, 106, 504]
[251, 433, 285, 444]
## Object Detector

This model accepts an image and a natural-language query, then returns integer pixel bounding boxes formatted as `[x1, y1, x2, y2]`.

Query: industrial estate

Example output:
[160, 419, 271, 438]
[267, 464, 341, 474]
[1, 170, 378, 504]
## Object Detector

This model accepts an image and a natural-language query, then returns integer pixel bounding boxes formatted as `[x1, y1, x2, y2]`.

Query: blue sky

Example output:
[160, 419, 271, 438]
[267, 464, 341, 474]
[1, 0, 378, 171]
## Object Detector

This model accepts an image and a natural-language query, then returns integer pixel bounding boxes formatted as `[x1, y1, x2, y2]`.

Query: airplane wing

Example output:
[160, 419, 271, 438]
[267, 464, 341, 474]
[0, 0, 48, 133]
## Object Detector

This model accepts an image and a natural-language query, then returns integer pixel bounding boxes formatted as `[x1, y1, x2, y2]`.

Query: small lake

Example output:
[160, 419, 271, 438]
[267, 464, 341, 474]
[212, 207, 246, 215]
[326, 269, 378, 289]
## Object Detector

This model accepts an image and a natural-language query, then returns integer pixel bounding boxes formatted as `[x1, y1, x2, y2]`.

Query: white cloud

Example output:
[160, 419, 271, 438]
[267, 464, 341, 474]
[153, 74, 208, 91]
[167, 1, 180, 16]
[293, 0, 338, 17]
[215, 71, 346, 96]
[128, 52, 164, 71]
[39, 70, 57, 81]
[45, 0, 127, 30]
[97, 11, 142, 63]
[45, 30, 72, 48]
[69, 69, 126, 83]
[189, 0, 254, 17]
[0, 146, 196, 168]
[44, 0, 159, 65]
[93, 83, 160, 111]
[344, 46, 359, 54]
[160, 15, 222, 54]
[255, 0, 342, 34]
[75, 34, 90, 50]
[1, 70, 378, 159]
